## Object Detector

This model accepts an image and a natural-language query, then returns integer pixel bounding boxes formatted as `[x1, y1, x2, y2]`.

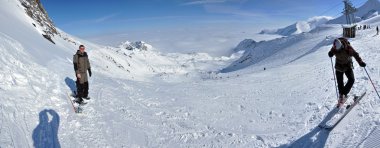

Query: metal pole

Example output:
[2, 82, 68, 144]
[364, 67, 380, 99]
[331, 58, 339, 99]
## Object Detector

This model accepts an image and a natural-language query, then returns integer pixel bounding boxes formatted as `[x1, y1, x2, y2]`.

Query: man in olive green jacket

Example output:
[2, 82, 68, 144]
[328, 38, 366, 107]
[73, 45, 92, 104]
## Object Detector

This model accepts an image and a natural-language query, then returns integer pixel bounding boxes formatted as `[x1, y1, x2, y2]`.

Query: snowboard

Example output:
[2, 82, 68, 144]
[319, 91, 366, 130]
[66, 92, 85, 113]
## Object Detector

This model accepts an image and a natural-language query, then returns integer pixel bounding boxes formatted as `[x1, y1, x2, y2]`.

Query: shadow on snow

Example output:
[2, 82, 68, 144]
[65, 77, 76, 94]
[278, 108, 339, 148]
[32, 109, 61, 148]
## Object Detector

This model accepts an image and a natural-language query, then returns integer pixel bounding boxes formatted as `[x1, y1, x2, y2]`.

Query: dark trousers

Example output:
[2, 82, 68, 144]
[76, 80, 89, 98]
[336, 69, 355, 96]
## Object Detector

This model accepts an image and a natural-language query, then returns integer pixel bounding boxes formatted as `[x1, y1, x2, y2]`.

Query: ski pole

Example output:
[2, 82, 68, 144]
[330, 58, 339, 99]
[364, 67, 380, 99]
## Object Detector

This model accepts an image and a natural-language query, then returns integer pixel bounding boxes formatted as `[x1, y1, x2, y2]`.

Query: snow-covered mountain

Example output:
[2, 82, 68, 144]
[88, 39, 240, 82]
[0, 1, 239, 147]
[19, 0, 57, 43]
[2, 0, 380, 147]
[329, 0, 380, 24]
[260, 16, 333, 36]
[233, 39, 257, 52]
[261, 0, 380, 36]
[222, 27, 335, 73]
[119, 41, 154, 51]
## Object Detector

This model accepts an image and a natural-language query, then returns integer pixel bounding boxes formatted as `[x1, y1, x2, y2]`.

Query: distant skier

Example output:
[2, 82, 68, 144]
[73, 45, 92, 104]
[377, 26, 379, 35]
[328, 38, 366, 107]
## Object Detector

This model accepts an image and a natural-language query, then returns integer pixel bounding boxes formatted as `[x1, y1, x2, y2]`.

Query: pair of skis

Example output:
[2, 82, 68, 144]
[319, 91, 366, 130]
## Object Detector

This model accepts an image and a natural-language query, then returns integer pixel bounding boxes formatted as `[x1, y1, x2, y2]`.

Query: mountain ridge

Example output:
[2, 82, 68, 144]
[261, 0, 380, 36]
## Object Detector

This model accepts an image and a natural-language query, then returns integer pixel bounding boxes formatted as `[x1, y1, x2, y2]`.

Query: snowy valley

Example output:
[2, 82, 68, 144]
[1, 0, 380, 148]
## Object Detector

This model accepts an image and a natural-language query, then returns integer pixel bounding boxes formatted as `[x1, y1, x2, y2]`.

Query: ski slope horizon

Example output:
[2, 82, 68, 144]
[1, 0, 380, 147]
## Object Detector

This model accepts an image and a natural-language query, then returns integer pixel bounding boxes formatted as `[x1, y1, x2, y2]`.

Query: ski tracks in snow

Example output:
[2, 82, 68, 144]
[0, 33, 66, 147]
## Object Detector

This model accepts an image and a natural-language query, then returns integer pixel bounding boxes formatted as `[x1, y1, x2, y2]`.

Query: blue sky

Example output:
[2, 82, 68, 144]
[41, 0, 364, 36]
[41, 0, 369, 55]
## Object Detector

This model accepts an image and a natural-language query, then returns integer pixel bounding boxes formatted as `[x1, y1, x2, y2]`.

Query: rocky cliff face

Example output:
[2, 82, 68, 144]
[20, 0, 57, 36]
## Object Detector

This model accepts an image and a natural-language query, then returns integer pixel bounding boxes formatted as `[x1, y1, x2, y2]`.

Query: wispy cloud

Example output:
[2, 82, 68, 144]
[181, 0, 262, 17]
[94, 13, 119, 23]
[182, 0, 228, 5]
[62, 13, 119, 27]
[114, 16, 191, 22]
[203, 4, 265, 17]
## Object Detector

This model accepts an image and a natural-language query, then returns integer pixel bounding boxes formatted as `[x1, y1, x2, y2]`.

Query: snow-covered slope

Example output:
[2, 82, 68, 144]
[260, 16, 333, 36]
[360, 13, 380, 25]
[222, 24, 340, 73]
[2, 0, 380, 147]
[90, 40, 239, 82]
[261, 0, 380, 36]
[329, 0, 380, 24]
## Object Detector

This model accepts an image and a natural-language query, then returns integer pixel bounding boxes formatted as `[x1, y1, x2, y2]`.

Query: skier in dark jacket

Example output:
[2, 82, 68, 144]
[328, 38, 366, 107]
[73, 45, 92, 104]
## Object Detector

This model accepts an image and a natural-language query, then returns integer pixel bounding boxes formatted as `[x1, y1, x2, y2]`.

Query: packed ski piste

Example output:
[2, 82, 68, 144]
[2, 0, 380, 147]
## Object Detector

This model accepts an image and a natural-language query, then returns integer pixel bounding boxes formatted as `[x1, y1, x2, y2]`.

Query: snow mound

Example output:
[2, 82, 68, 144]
[260, 16, 333, 36]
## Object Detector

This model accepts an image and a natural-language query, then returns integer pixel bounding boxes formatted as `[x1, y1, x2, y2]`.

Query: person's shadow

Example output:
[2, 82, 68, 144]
[277, 108, 339, 148]
[32, 109, 61, 148]
[65, 77, 76, 94]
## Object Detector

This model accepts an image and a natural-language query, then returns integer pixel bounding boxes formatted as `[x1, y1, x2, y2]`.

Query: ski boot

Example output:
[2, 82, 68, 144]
[83, 96, 91, 100]
[75, 97, 87, 105]
[337, 94, 347, 108]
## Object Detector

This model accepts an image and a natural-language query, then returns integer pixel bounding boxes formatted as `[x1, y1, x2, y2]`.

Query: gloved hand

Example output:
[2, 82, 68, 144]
[359, 62, 366, 67]
[88, 68, 92, 77]
[328, 51, 334, 57]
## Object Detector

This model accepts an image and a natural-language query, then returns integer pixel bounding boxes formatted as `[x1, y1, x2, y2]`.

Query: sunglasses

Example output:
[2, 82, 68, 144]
[80, 47, 85, 49]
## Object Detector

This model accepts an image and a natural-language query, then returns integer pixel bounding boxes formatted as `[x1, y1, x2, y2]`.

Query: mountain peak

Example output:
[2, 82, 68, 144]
[260, 16, 332, 36]
[119, 41, 153, 51]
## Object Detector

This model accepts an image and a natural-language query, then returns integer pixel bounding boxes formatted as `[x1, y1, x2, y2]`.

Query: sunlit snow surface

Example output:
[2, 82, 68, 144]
[1, 0, 380, 147]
